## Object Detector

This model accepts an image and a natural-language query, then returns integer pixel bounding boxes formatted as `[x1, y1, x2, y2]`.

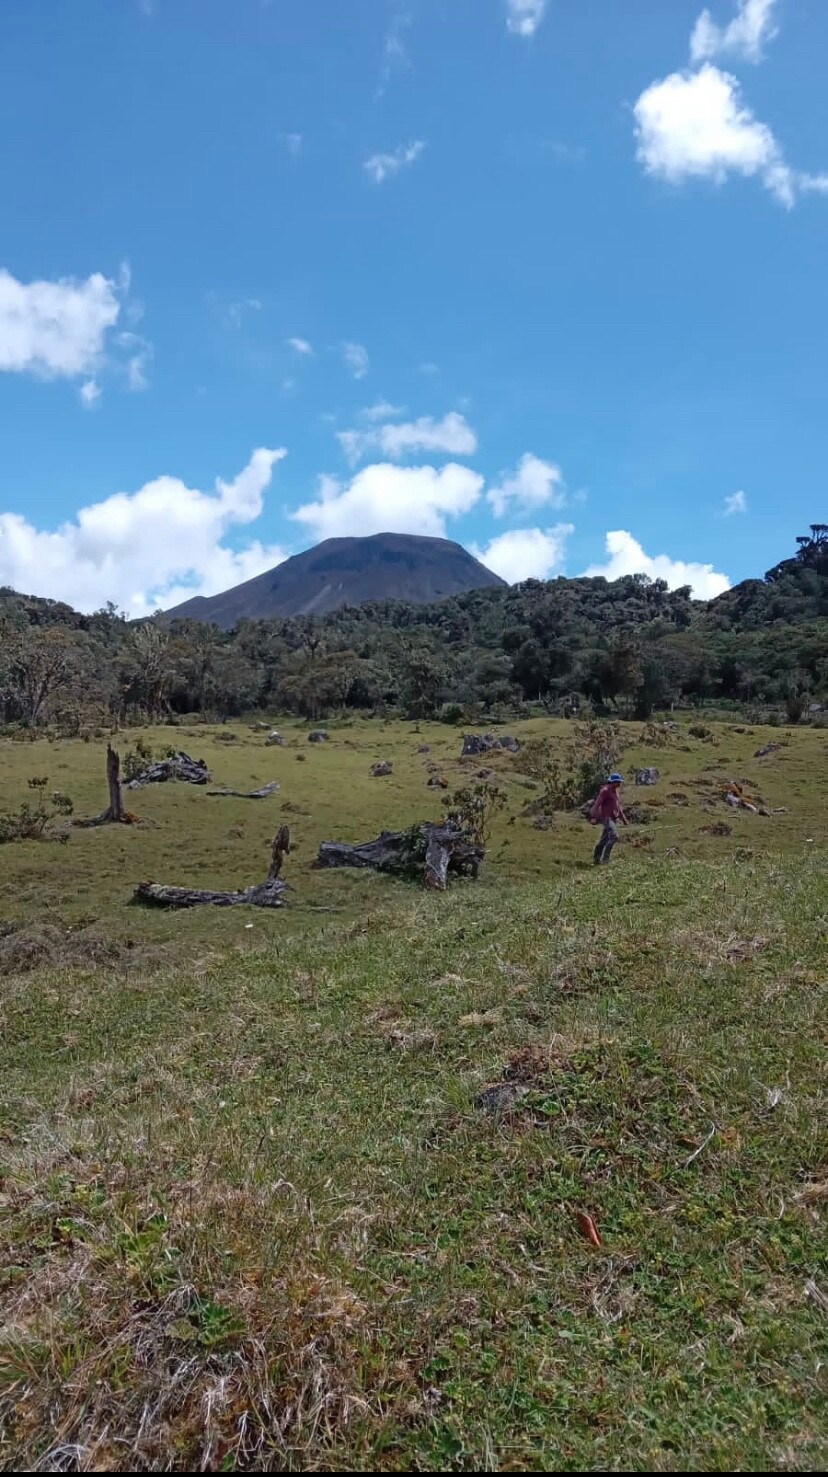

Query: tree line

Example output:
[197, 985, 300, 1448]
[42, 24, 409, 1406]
[1, 527, 825, 731]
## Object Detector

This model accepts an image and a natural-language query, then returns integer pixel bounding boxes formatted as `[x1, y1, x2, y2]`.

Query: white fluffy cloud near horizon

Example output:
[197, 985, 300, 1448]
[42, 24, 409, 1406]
[474, 524, 574, 583]
[292, 462, 484, 542]
[585, 530, 731, 598]
[0, 448, 287, 617]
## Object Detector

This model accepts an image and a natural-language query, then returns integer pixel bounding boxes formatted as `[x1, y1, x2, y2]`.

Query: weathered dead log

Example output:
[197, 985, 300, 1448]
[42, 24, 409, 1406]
[314, 823, 483, 891]
[126, 751, 210, 788]
[76, 745, 138, 827]
[133, 825, 292, 910]
[269, 824, 291, 879]
[134, 878, 288, 910]
[207, 782, 280, 800]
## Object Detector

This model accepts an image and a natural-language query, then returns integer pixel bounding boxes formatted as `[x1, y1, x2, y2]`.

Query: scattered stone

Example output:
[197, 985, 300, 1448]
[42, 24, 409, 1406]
[477, 768, 496, 780]
[417, 744, 432, 754]
[635, 767, 660, 786]
[533, 815, 552, 830]
[474, 1082, 529, 1115]
[755, 742, 780, 758]
[265, 731, 286, 746]
[667, 792, 690, 806]
[308, 730, 329, 743]
[371, 761, 393, 777]
[427, 775, 449, 789]
[461, 732, 520, 757]
[700, 822, 732, 837]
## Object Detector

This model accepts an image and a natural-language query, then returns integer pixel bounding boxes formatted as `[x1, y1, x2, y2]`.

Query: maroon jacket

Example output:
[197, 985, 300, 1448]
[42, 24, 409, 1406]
[591, 784, 624, 823]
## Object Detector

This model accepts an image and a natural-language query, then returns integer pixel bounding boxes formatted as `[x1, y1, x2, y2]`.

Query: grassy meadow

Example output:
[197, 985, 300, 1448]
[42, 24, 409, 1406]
[0, 715, 826, 1471]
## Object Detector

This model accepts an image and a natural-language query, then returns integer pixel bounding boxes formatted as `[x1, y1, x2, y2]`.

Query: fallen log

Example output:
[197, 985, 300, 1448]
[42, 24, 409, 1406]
[126, 751, 210, 788]
[207, 782, 280, 799]
[314, 823, 483, 890]
[133, 825, 291, 910]
[134, 878, 289, 910]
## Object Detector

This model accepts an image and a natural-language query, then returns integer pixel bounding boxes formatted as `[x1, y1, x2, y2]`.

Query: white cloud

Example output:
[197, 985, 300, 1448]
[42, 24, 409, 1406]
[364, 140, 425, 184]
[286, 336, 313, 356]
[0, 266, 124, 380]
[292, 462, 483, 541]
[800, 173, 828, 196]
[0, 448, 287, 616]
[585, 530, 730, 599]
[220, 297, 263, 331]
[337, 411, 478, 467]
[506, 1, 548, 38]
[342, 341, 369, 379]
[280, 132, 303, 157]
[488, 453, 565, 518]
[361, 400, 405, 422]
[79, 379, 101, 409]
[377, 11, 412, 99]
[474, 525, 574, 583]
[117, 331, 152, 392]
[691, 0, 779, 66]
[724, 489, 747, 515]
[634, 64, 796, 206]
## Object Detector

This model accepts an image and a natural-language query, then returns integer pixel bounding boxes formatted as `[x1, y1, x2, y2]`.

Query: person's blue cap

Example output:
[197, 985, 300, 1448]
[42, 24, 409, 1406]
[608, 773, 623, 784]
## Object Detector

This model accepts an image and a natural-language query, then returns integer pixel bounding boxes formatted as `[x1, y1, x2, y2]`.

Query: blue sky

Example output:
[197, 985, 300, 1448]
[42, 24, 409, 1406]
[1, 0, 827, 614]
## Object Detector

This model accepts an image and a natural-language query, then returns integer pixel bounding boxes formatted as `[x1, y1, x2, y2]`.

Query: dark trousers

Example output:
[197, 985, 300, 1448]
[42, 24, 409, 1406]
[594, 819, 619, 864]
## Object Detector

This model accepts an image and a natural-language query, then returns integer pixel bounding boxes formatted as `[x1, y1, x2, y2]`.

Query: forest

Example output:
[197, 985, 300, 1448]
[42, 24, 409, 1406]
[1, 526, 826, 731]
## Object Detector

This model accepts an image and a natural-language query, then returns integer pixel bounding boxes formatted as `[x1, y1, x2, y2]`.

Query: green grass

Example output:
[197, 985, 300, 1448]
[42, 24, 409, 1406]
[0, 716, 826, 1470]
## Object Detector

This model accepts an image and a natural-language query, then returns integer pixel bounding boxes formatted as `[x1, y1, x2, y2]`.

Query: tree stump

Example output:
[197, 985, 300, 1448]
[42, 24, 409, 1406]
[76, 744, 136, 827]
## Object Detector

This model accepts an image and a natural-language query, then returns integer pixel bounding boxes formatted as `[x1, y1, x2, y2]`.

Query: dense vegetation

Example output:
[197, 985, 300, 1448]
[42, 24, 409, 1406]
[1, 527, 825, 730]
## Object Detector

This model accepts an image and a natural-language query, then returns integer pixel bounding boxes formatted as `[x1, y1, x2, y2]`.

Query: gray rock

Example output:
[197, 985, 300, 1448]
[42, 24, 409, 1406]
[265, 731, 286, 746]
[474, 1082, 529, 1115]
[308, 730, 329, 743]
[371, 761, 393, 777]
[635, 767, 660, 786]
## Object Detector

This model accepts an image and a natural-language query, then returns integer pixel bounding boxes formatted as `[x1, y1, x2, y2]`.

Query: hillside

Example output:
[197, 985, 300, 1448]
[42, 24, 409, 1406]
[165, 533, 506, 628]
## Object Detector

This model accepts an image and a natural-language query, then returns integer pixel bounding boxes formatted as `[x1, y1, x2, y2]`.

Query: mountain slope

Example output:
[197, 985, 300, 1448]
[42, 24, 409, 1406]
[166, 533, 506, 628]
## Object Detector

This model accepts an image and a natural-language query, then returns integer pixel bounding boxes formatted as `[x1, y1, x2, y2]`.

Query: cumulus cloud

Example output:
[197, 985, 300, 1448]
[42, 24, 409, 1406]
[724, 489, 747, 515]
[364, 140, 425, 184]
[488, 453, 565, 518]
[691, 0, 779, 66]
[585, 530, 730, 599]
[506, 0, 548, 38]
[474, 525, 574, 584]
[286, 336, 313, 356]
[634, 64, 796, 206]
[0, 448, 287, 616]
[342, 341, 369, 379]
[292, 462, 483, 541]
[337, 411, 477, 467]
[0, 265, 127, 381]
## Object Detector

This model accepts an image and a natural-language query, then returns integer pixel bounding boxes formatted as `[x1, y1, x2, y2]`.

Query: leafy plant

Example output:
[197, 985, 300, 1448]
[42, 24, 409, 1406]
[0, 777, 74, 844]
[447, 779, 507, 847]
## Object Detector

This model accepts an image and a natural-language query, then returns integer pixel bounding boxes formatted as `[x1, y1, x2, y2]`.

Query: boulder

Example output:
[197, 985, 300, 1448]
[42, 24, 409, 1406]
[635, 767, 660, 786]
[265, 731, 286, 747]
[461, 732, 520, 758]
[308, 730, 329, 744]
[371, 761, 393, 777]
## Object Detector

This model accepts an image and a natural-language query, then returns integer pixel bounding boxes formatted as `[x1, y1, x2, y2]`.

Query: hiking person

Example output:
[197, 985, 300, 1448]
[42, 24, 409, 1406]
[590, 772, 628, 865]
